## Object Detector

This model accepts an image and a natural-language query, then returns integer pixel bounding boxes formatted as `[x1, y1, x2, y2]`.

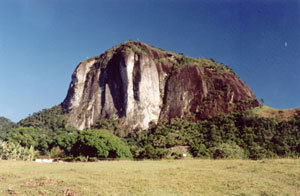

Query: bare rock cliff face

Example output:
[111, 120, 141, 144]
[62, 41, 259, 131]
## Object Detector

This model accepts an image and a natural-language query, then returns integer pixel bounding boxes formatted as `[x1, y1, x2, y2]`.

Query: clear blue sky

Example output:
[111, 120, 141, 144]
[0, 0, 299, 122]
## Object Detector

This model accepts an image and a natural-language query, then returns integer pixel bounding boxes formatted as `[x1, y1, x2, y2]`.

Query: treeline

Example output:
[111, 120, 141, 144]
[0, 126, 133, 161]
[0, 105, 299, 161]
[0, 106, 133, 160]
[125, 111, 300, 159]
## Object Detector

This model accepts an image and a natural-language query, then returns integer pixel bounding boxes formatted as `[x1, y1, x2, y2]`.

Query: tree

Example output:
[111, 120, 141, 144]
[0, 117, 16, 140]
[54, 130, 79, 155]
[72, 129, 132, 159]
[6, 127, 39, 149]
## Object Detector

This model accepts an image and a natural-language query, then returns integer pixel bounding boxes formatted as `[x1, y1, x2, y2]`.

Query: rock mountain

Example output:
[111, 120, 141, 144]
[62, 41, 259, 131]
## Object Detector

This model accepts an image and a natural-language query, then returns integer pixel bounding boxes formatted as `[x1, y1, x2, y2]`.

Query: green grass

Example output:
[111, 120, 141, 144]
[0, 159, 299, 195]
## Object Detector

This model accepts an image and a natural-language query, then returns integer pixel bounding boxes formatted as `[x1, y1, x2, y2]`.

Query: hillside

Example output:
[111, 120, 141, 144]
[0, 117, 15, 139]
[252, 105, 300, 121]
[62, 41, 260, 132]
[18, 105, 67, 130]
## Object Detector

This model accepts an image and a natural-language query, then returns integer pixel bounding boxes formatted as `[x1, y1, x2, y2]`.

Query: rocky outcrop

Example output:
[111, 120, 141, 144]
[62, 41, 259, 131]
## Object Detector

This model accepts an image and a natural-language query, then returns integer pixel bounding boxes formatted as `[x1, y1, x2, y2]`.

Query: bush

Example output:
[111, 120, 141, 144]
[212, 143, 246, 159]
[75, 155, 87, 162]
[170, 151, 183, 159]
[190, 143, 209, 157]
[0, 140, 39, 161]
[72, 129, 132, 159]
[248, 145, 269, 160]
[50, 146, 65, 158]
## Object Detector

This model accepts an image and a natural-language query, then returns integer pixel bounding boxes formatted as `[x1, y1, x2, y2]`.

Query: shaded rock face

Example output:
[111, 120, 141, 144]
[160, 66, 258, 121]
[62, 41, 259, 131]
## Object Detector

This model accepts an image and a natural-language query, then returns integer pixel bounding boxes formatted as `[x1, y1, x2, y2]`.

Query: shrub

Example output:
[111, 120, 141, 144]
[75, 155, 87, 162]
[50, 146, 65, 158]
[170, 151, 183, 159]
[73, 129, 132, 159]
[248, 145, 269, 160]
[190, 143, 210, 157]
[212, 143, 246, 159]
[0, 140, 38, 161]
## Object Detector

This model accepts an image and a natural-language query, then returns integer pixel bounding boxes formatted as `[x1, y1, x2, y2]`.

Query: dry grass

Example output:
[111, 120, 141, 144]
[0, 159, 299, 196]
[252, 105, 300, 121]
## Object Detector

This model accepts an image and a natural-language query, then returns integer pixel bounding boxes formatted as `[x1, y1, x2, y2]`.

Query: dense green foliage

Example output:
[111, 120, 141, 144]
[2, 104, 299, 161]
[91, 119, 124, 137]
[7, 127, 40, 149]
[72, 129, 133, 159]
[0, 117, 16, 140]
[2, 106, 133, 160]
[125, 112, 300, 159]
[12, 105, 78, 155]
[5, 126, 78, 155]
[212, 143, 246, 159]
[18, 105, 67, 131]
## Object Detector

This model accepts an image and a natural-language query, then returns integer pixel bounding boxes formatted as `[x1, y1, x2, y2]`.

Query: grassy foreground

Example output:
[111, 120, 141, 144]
[0, 159, 299, 196]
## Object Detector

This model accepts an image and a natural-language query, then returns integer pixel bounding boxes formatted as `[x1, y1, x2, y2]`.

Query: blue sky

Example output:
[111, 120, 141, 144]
[0, 0, 299, 122]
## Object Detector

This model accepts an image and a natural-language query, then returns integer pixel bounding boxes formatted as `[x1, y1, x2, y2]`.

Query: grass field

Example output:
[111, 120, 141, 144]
[0, 159, 299, 196]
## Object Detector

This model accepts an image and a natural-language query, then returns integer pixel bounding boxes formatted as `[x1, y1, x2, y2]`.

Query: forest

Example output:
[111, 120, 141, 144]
[0, 105, 299, 161]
